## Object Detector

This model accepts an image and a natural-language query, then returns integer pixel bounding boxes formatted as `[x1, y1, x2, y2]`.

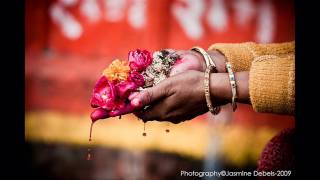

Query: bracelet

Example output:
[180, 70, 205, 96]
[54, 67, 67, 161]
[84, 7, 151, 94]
[225, 62, 237, 111]
[204, 65, 220, 115]
[191, 47, 217, 72]
[191, 47, 220, 115]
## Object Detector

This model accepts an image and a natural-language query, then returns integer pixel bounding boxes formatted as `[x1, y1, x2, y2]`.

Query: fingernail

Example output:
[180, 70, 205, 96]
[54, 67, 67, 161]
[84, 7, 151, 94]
[128, 92, 139, 100]
[131, 98, 142, 107]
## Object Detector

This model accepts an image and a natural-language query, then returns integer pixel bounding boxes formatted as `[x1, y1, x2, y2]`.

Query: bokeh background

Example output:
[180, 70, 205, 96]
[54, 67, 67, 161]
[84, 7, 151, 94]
[25, 0, 295, 179]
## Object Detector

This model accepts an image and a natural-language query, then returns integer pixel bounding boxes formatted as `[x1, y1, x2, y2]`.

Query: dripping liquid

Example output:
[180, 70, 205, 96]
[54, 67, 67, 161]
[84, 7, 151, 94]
[142, 122, 147, 136]
[165, 122, 170, 133]
[89, 122, 93, 141]
[87, 122, 94, 160]
[87, 149, 92, 160]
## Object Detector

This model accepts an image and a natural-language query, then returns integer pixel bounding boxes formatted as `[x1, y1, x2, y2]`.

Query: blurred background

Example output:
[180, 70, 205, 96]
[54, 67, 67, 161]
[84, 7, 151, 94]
[25, 0, 295, 179]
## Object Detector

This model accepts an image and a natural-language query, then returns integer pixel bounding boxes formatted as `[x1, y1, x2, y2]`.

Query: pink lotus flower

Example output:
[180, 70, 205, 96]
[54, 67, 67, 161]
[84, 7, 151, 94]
[128, 49, 152, 72]
[90, 76, 117, 110]
[90, 76, 142, 122]
[90, 108, 109, 122]
[128, 71, 145, 87]
[90, 103, 138, 122]
[115, 81, 138, 99]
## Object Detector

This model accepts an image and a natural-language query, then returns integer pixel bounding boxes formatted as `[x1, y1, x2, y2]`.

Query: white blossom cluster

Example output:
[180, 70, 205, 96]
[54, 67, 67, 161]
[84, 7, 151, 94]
[142, 50, 178, 87]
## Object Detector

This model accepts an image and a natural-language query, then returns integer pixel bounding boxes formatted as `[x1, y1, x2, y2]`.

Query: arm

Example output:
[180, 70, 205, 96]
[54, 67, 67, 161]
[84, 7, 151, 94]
[208, 41, 295, 72]
[130, 70, 250, 123]
[170, 41, 294, 74]
[131, 54, 295, 123]
[210, 71, 250, 106]
[174, 42, 295, 114]
[131, 42, 295, 123]
[248, 54, 295, 114]
[210, 53, 295, 115]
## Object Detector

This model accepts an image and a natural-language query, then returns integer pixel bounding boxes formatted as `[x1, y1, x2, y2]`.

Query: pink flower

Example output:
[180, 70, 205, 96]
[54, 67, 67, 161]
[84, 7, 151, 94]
[128, 49, 152, 72]
[90, 76, 141, 122]
[90, 108, 109, 122]
[128, 71, 145, 87]
[90, 102, 138, 122]
[90, 49, 152, 122]
[90, 76, 117, 111]
[115, 81, 138, 99]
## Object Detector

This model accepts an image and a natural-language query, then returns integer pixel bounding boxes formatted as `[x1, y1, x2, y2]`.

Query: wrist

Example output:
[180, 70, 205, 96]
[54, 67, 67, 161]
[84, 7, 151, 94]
[207, 50, 227, 73]
[209, 73, 230, 106]
[209, 72, 250, 107]
[191, 49, 227, 73]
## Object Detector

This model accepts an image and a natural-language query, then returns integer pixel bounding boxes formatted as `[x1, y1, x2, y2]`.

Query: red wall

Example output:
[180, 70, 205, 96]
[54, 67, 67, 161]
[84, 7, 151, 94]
[26, 0, 294, 56]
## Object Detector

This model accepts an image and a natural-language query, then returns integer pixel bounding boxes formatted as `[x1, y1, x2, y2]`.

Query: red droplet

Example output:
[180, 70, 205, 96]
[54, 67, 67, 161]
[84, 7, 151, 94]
[87, 149, 92, 160]
[87, 122, 94, 160]
[89, 122, 93, 141]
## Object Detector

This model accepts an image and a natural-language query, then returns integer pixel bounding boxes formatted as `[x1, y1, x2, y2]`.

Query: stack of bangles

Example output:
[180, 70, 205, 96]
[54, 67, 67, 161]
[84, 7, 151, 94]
[190, 47, 238, 115]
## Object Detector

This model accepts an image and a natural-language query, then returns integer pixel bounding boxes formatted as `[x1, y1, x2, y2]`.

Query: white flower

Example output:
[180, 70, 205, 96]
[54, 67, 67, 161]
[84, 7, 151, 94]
[152, 51, 162, 59]
[152, 62, 163, 72]
[141, 50, 179, 88]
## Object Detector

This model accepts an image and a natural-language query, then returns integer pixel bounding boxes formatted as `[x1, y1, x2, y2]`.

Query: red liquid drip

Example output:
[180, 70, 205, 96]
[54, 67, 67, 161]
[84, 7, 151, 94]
[87, 149, 92, 160]
[89, 122, 93, 142]
[87, 122, 94, 161]
[142, 122, 147, 136]
[166, 122, 170, 133]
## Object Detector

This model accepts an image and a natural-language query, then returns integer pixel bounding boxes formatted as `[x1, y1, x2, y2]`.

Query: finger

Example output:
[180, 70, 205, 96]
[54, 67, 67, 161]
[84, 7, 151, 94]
[134, 108, 160, 122]
[133, 111, 148, 122]
[130, 82, 169, 108]
[135, 95, 190, 123]
[134, 101, 169, 122]
[108, 103, 137, 117]
[128, 92, 139, 100]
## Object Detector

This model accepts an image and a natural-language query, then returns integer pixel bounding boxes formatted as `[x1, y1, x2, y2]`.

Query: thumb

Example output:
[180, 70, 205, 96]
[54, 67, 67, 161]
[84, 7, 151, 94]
[130, 83, 169, 108]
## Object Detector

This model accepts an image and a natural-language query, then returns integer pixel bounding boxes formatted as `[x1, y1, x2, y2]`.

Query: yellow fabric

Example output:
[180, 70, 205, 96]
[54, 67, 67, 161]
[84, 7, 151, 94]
[249, 55, 295, 114]
[208, 41, 295, 115]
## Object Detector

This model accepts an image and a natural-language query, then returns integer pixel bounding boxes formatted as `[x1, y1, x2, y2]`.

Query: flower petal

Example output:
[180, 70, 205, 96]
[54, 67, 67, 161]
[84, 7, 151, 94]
[115, 81, 138, 99]
[90, 108, 109, 122]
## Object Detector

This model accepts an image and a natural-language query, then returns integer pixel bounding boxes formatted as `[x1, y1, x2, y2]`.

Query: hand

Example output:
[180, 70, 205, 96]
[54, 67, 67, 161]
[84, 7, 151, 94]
[130, 70, 209, 123]
[129, 70, 250, 124]
[169, 50, 227, 76]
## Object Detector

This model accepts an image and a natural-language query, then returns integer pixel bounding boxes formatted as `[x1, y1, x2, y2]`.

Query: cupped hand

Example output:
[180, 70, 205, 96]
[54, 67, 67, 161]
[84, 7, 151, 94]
[169, 49, 227, 76]
[129, 70, 209, 124]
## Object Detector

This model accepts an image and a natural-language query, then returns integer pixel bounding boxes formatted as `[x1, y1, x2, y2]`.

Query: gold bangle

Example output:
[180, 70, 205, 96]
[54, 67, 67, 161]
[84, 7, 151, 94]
[191, 46, 217, 72]
[226, 62, 237, 111]
[192, 46, 220, 115]
[204, 64, 220, 115]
